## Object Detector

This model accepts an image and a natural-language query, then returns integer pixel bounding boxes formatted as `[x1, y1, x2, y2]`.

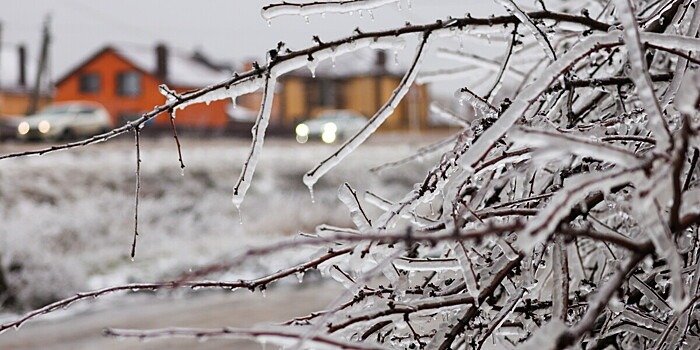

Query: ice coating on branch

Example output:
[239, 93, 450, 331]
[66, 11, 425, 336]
[393, 257, 460, 271]
[508, 127, 642, 166]
[615, 0, 672, 151]
[455, 87, 498, 115]
[416, 66, 481, 85]
[454, 242, 480, 299]
[437, 49, 525, 79]
[455, 30, 621, 171]
[303, 34, 430, 193]
[252, 326, 386, 349]
[517, 320, 567, 350]
[177, 78, 265, 111]
[494, 0, 556, 61]
[633, 174, 686, 311]
[428, 103, 470, 127]
[337, 183, 372, 233]
[662, 4, 700, 108]
[261, 0, 399, 21]
[232, 77, 277, 208]
[516, 167, 645, 253]
[272, 36, 406, 77]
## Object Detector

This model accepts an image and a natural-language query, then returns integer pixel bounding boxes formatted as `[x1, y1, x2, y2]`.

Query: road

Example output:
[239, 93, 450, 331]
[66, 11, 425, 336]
[0, 283, 342, 350]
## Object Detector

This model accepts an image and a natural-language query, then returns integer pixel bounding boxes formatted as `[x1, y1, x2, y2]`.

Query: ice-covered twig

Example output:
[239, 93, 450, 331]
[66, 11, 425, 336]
[261, 0, 399, 21]
[181, 222, 524, 281]
[554, 247, 653, 349]
[495, 0, 557, 61]
[168, 110, 186, 170]
[0, 247, 352, 334]
[105, 326, 389, 350]
[455, 86, 499, 115]
[661, 1, 700, 107]
[615, 0, 672, 152]
[327, 293, 476, 333]
[131, 129, 141, 259]
[436, 49, 527, 79]
[369, 132, 463, 174]
[232, 76, 276, 208]
[508, 127, 643, 166]
[516, 166, 646, 252]
[485, 23, 519, 99]
[303, 32, 430, 192]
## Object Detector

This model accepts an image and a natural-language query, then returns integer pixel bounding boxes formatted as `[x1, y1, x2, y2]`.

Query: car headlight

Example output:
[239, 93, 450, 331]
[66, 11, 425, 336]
[38, 120, 51, 134]
[321, 123, 337, 144]
[295, 123, 309, 137]
[17, 122, 30, 135]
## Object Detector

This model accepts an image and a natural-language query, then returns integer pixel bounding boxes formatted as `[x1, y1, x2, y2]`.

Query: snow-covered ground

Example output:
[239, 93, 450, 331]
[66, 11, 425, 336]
[0, 133, 444, 310]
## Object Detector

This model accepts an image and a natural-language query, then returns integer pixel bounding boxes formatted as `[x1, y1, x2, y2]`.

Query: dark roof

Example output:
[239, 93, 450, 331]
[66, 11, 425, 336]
[287, 49, 406, 79]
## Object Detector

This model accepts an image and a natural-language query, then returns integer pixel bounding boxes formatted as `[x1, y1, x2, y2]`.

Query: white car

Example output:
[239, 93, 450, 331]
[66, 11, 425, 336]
[17, 102, 113, 141]
[295, 110, 368, 144]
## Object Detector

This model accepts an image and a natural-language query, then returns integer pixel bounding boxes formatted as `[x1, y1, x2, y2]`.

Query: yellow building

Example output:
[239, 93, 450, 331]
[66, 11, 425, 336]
[237, 49, 429, 132]
[0, 44, 51, 118]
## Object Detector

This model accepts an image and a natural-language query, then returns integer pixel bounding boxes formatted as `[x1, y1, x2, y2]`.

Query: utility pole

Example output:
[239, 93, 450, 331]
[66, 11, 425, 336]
[0, 21, 4, 97]
[28, 15, 51, 115]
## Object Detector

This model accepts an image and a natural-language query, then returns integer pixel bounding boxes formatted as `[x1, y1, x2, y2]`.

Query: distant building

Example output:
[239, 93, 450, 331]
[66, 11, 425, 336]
[54, 44, 233, 129]
[237, 49, 430, 132]
[0, 44, 51, 118]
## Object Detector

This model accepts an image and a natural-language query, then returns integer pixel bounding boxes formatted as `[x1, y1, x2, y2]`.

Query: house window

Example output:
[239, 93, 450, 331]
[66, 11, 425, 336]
[315, 79, 338, 107]
[79, 73, 100, 93]
[116, 71, 142, 97]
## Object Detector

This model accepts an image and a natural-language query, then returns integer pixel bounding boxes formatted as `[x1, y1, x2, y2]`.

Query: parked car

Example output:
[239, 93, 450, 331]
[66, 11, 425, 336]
[0, 117, 21, 142]
[294, 110, 368, 144]
[16, 102, 113, 141]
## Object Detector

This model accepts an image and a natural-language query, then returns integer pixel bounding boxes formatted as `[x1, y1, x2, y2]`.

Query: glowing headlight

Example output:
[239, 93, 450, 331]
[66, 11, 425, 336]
[321, 131, 336, 144]
[295, 123, 309, 137]
[38, 120, 51, 134]
[17, 122, 30, 135]
[321, 122, 337, 143]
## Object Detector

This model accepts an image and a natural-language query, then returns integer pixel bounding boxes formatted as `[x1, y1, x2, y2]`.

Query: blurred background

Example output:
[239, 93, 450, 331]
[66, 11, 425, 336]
[0, 1, 529, 349]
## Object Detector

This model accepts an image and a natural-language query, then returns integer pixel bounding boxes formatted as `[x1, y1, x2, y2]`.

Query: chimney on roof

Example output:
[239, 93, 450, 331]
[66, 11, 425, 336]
[18, 44, 27, 88]
[155, 43, 168, 81]
[375, 50, 387, 73]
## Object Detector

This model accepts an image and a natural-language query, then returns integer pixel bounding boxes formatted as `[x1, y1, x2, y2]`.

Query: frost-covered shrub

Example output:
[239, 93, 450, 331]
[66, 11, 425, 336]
[3, 0, 700, 349]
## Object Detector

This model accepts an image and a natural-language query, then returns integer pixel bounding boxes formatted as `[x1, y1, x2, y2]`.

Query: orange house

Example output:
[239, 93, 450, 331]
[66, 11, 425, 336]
[55, 44, 232, 129]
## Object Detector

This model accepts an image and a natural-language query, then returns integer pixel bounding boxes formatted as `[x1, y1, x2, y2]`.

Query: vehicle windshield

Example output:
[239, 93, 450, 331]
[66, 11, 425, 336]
[316, 111, 361, 120]
[40, 105, 75, 115]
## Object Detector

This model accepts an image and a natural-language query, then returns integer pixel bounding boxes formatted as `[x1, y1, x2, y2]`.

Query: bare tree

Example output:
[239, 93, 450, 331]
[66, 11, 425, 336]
[2, 0, 700, 349]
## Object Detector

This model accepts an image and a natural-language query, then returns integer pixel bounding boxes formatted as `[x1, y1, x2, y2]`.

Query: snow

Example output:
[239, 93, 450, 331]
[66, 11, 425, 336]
[0, 135, 437, 311]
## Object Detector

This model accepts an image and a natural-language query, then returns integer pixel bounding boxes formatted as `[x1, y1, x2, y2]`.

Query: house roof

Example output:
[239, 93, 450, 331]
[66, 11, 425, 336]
[57, 44, 233, 88]
[287, 48, 406, 79]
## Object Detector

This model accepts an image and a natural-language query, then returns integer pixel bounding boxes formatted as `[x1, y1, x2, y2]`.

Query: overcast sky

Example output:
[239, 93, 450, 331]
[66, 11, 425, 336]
[1, 0, 508, 98]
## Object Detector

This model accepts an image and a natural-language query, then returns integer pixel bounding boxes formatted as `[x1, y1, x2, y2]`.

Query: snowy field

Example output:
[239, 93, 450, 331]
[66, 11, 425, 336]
[0, 132, 446, 311]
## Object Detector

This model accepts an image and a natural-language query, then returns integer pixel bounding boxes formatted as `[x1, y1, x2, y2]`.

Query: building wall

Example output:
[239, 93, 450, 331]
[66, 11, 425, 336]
[281, 77, 306, 125]
[55, 50, 229, 129]
[231, 74, 430, 132]
[0, 92, 51, 118]
[343, 77, 377, 118]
